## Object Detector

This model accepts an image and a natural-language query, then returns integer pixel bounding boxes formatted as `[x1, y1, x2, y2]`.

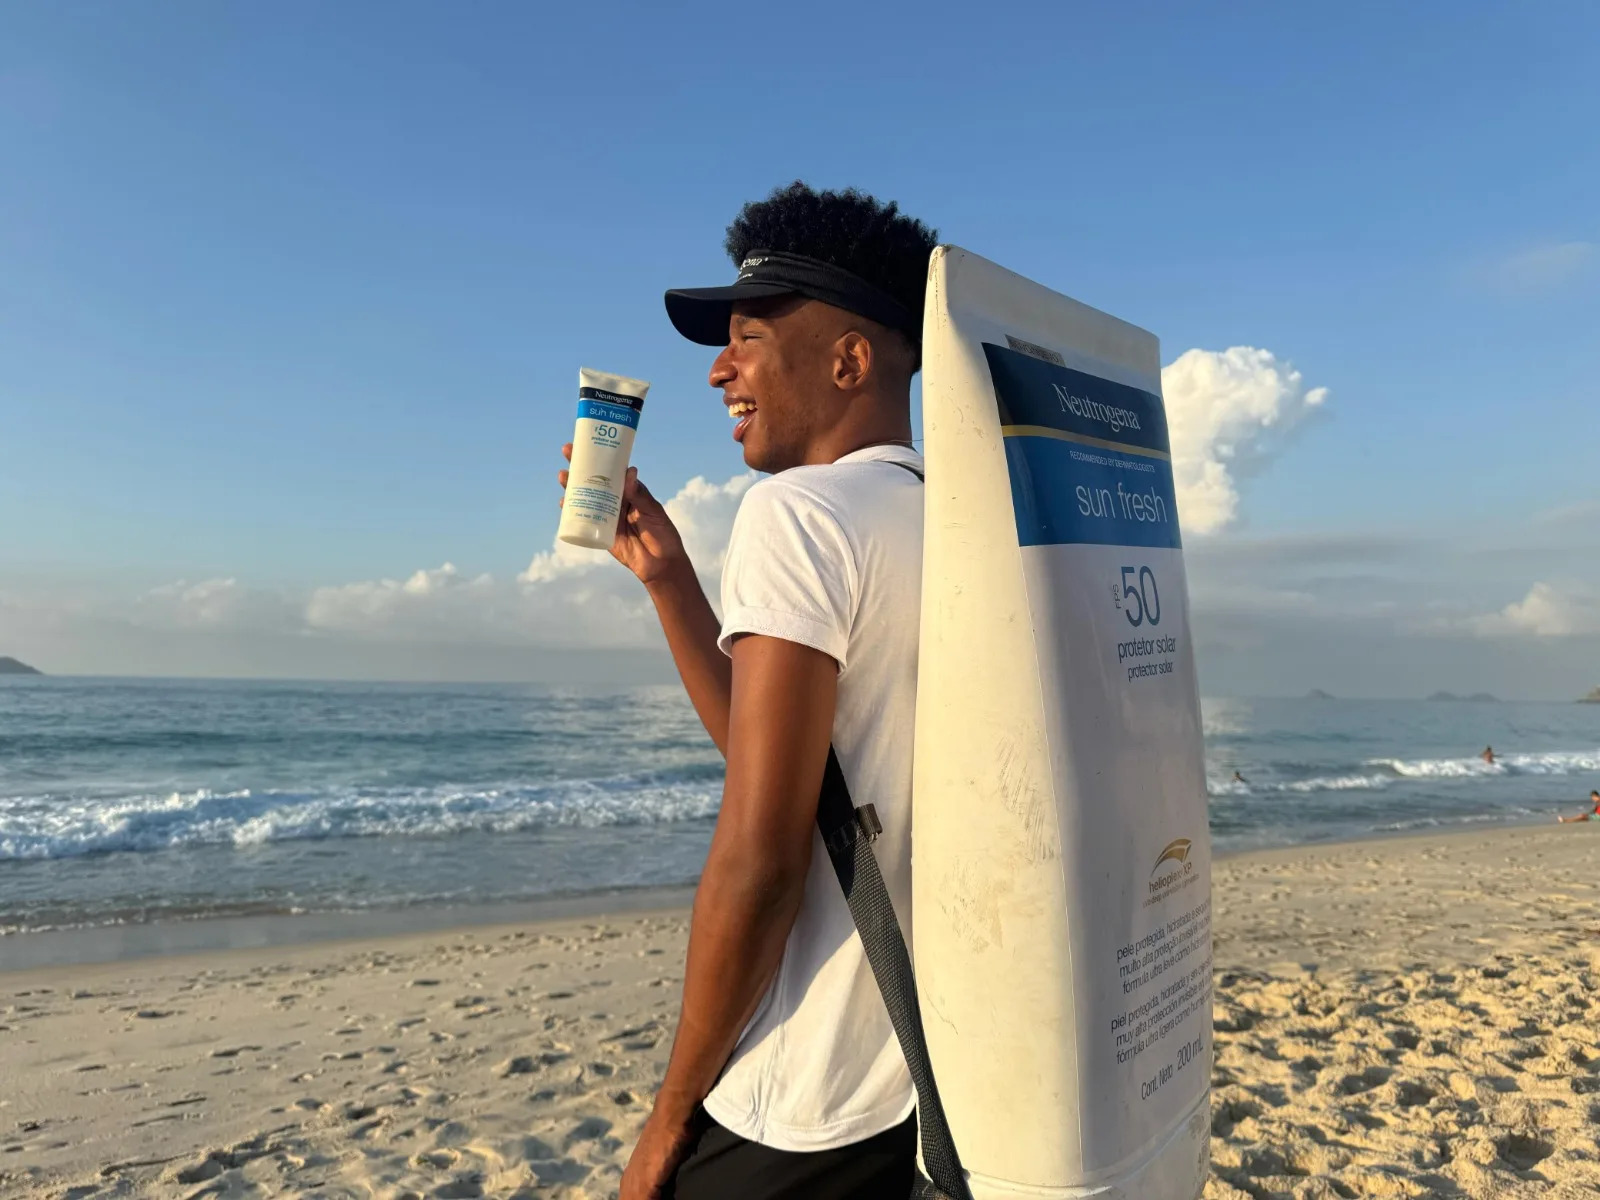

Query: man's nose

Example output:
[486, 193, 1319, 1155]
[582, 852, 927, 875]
[709, 345, 736, 389]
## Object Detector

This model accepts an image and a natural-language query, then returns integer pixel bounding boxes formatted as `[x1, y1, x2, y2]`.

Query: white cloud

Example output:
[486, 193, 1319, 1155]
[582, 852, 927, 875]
[306, 564, 502, 640]
[1466, 241, 1595, 295]
[300, 472, 760, 648]
[137, 578, 298, 632]
[1472, 582, 1600, 639]
[519, 472, 755, 589]
[1160, 347, 1328, 535]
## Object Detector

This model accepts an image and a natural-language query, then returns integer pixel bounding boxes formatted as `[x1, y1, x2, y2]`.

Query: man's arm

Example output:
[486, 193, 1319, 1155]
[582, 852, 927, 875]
[620, 634, 837, 1199]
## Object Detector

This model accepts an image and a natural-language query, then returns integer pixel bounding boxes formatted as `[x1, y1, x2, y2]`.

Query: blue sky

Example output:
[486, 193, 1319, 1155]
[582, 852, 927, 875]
[2, 3, 1597, 694]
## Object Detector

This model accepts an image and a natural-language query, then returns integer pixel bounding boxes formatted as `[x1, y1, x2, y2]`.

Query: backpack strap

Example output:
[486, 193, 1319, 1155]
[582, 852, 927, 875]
[815, 459, 969, 1200]
[815, 750, 970, 1200]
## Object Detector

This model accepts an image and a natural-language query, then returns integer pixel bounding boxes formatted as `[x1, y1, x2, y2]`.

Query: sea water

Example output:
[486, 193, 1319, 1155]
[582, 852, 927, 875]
[1, 677, 1596, 937]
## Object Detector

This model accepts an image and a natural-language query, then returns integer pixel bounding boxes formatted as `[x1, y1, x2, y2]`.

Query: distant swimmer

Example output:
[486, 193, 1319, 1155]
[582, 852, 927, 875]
[1557, 790, 1600, 823]
[1231, 771, 1248, 785]
[1480, 745, 1495, 765]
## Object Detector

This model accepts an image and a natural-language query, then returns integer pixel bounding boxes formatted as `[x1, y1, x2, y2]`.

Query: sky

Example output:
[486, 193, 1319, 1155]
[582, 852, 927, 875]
[2, 2, 1597, 698]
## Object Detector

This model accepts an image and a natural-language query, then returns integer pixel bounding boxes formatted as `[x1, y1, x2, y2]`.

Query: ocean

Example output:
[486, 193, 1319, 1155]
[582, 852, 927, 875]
[2, 677, 1598, 940]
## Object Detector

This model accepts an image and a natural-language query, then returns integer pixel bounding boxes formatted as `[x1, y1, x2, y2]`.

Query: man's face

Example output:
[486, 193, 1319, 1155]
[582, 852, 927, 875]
[708, 297, 851, 473]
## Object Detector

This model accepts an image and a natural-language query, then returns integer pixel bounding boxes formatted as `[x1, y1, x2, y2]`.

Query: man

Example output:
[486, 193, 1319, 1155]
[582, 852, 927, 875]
[1558, 790, 1600, 823]
[558, 182, 938, 1198]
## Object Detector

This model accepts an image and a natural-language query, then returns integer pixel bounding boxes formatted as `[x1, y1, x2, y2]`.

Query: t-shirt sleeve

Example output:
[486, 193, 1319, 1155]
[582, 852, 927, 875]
[717, 479, 857, 667]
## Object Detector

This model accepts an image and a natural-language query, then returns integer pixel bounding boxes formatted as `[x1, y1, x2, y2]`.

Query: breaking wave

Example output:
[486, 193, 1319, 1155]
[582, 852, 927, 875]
[0, 767, 724, 862]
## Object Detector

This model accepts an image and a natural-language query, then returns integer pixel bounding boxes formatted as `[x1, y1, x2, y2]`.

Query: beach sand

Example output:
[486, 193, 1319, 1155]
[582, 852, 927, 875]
[3, 823, 1599, 1199]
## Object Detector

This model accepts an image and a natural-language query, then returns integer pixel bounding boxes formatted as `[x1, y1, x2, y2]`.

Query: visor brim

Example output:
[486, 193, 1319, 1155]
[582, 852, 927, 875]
[664, 282, 796, 346]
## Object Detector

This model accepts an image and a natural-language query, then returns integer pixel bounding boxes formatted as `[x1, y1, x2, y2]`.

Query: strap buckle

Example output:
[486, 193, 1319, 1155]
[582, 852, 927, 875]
[823, 804, 883, 855]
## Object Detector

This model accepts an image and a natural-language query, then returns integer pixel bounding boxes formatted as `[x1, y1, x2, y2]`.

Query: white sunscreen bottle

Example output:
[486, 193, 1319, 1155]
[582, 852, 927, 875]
[558, 368, 651, 549]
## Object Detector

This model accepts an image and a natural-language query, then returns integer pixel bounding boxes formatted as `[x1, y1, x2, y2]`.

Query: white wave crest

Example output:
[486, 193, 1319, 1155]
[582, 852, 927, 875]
[1367, 748, 1600, 779]
[0, 772, 723, 862]
[1208, 773, 1391, 796]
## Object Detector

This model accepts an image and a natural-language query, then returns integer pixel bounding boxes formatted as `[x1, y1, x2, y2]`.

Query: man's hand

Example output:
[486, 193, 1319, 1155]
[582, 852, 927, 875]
[620, 1109, 700, 1200]
[559, 444, 686, 585]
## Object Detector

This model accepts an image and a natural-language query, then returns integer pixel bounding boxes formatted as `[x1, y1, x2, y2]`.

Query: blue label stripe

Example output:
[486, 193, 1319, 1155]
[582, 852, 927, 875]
[577, 399, 641, 428]
[1003, 431, 1183, 550]
[579, 386, 645, 410]
[982, 343, 1169, 457]
[983, 341, 1182, 548]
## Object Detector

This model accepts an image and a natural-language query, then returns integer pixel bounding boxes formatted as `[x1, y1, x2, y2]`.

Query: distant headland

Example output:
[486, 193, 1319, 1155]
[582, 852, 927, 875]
[0, 656, 42, 675]
[1306, 689, 1335, 700]
[1427, 691, 1499, 703]
[1580, 687, 1600, 705]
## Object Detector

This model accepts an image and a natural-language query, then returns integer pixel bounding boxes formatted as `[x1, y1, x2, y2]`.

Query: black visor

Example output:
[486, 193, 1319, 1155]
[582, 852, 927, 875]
[665, 250, 919, 347]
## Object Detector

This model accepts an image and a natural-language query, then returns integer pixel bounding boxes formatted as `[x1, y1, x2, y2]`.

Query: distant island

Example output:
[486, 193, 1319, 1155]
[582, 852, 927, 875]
[1581, 687, 1600, 705]
[1306, 689, 1336, 700]
[1427, 691, 1499, 703]
[0, 656, 42, 675]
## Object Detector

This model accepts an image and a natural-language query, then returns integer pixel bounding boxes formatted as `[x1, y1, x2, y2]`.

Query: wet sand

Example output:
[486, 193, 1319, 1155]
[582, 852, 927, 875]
[3, 823, 1598, 1198]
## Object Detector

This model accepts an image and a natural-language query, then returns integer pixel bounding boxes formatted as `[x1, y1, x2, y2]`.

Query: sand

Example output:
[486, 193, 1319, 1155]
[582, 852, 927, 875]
[3, 823, 1599, 1199]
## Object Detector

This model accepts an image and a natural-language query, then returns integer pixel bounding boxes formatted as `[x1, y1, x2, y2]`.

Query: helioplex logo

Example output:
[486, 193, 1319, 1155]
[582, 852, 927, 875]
[1052, 383, 1142, 435]
[1151, 838, 1191, 875]
[1146, 837, 1198, 906]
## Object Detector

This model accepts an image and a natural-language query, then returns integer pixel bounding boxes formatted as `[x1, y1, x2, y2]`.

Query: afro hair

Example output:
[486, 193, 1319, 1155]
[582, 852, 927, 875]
[724, 181, 939, 329]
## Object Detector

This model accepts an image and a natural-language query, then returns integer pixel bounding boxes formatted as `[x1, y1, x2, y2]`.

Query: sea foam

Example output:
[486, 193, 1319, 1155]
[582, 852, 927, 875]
[0, 769, 723, 861]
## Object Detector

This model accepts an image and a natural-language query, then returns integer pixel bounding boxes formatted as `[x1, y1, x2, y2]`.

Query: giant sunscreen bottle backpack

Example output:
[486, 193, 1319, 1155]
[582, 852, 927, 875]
[819, 247, 1213, 1200]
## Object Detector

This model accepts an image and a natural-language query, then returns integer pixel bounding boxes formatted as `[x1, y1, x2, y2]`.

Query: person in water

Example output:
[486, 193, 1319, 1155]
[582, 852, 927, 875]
[559, 182, 937, 1199]
[1481, 745, 1495, 765]
[1558, 791, 1600, 823]
[1231, 771, 1248, 785]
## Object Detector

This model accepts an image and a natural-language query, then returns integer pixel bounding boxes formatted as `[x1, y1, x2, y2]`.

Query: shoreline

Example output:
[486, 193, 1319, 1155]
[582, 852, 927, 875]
[3, 820, 1598, 1197]
[0, 815, 1578, 974]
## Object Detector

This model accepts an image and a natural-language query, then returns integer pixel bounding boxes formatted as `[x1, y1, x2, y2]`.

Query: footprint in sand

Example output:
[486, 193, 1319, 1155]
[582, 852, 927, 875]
[413, 1148, 459, 1169]
[209, 1045, 262, 1059]
[1337, 1066, 1393, 1095]
[565, 1116, 613, 1146]
[530, 1158, 591, 1185]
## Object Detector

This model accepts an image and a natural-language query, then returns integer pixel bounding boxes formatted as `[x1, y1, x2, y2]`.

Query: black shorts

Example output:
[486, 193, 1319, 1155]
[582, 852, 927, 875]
[669, 1109, 917, 1200]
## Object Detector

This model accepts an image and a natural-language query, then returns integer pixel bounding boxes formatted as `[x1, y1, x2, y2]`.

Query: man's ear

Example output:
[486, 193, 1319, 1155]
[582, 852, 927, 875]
[832, 331, 872, 391]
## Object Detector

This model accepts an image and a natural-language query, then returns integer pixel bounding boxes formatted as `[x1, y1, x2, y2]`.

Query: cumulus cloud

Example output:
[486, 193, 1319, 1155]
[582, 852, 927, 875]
[227, 471, 757, 649]
[136, 578, 298, 632]
[519, 472, 755, 590]
[1160, 347, 1328, 535]
[1472, 582, 1600, 638]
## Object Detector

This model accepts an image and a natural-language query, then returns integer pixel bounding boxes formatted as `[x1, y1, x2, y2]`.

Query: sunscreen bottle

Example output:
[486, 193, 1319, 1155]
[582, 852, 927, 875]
[559, 368, 651, 549]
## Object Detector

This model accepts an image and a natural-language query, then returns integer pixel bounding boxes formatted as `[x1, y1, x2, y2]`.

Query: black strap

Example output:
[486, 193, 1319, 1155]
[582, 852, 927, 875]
[815, 750, 969, 1200]
[814, 455, 967, 1200]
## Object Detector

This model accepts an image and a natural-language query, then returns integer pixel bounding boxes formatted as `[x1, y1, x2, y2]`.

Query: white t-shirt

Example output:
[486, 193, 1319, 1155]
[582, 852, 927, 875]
[702, 443, 924, 1152]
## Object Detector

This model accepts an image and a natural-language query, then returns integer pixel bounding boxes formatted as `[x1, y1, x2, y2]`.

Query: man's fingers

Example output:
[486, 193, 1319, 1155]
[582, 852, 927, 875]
[558, 469, 569, 488]
[561, 443, 573, 463]
[624, 468, 666, 514]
